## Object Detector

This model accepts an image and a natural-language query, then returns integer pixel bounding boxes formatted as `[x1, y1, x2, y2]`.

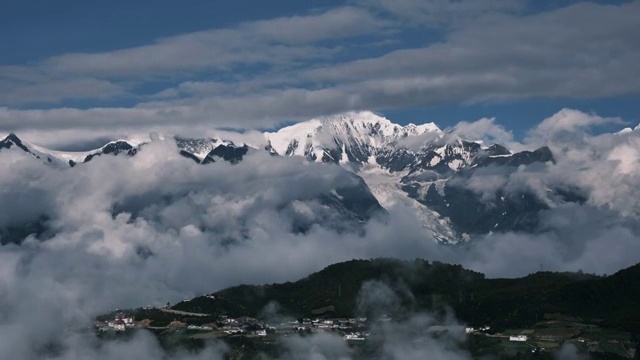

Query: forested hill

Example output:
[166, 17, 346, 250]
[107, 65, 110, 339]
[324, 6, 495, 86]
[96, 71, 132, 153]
[172, 259, 640, 333]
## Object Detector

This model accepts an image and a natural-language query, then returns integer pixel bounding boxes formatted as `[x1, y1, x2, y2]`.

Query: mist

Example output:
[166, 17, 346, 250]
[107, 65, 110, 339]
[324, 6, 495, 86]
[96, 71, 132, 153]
[1, 113, 639, 358]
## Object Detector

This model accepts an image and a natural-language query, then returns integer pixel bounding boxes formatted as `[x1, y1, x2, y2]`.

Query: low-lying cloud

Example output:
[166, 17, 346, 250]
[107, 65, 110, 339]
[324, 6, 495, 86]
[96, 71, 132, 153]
[0, 115, 639, 357]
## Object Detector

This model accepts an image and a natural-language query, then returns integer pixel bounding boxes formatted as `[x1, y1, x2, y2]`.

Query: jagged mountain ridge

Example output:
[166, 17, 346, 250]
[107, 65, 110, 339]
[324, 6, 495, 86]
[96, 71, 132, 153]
[264, 111, 440, 168]
[0, 133, 252, 167]
[262, 111, 552, 177]
[0, 132, 385, 244]
[0, 111, 582, 242]
[0, 132, 144, 167]
[261, 112, 578, 240]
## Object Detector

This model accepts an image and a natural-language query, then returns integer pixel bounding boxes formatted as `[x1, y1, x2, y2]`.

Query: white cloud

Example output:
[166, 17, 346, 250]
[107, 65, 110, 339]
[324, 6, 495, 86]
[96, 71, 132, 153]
[449, 117, 514, 145]
[0, 133, 639, 357]
[0, 77, 126, 105]
[0, 2, 638, 140]
[302, 1, 640, 107]
[528, 108, 624, 142]
[32, 7, 386, 79]
[358, 0, 525, 26]
[0, 7, 386, 107]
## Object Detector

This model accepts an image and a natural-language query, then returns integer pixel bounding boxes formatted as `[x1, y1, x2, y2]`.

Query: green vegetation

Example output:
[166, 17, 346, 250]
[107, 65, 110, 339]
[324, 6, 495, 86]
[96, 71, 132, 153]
[458, 263, 640, 333]
[174, 258, 486, 318]
[174, 258, 640, 334]
[100, 258, 640, 358]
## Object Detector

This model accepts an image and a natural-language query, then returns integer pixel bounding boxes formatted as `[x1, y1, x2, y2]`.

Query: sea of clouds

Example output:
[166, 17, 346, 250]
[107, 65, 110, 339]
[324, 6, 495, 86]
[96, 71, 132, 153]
[0, 109, 637, 358]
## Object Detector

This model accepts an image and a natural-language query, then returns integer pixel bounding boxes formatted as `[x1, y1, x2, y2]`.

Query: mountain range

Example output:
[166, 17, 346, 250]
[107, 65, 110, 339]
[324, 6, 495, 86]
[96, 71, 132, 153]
[0, 111, 604, 243]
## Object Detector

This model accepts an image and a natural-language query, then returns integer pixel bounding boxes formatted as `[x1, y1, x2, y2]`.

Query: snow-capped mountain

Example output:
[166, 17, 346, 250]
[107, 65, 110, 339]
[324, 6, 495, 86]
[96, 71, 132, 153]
[261, 111, 576, 242]
[0, 133, 251, 167]
[78, 140, 140, 165]
[0, 110, 585, 244]
[0, 132, 143, 167]
[0, 132, 385, 244]
[263, 111, 516, 176]
[175, 137, 250, 164]
[1, 133, 84, 166]
[264, 111, 440, 167]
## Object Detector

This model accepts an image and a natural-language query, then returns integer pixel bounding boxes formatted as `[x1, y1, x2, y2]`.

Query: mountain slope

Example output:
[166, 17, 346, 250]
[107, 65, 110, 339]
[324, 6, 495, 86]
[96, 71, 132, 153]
[0, 133, 141, 167]
[0, 133, 385, 242]
[0, 133, 250, 167]
[262, 112, 580, 239]
[171, 258, 640, 333]
[0, 133, 73, 165]
[0, 110, 590, 241]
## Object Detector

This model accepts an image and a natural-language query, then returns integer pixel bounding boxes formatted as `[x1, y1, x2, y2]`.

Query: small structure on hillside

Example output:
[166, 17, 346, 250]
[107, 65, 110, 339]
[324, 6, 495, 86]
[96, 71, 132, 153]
[113, 319, 126, 331]
[103, 312, 135, 331]
[115, 312, 134, 326]
[509, 335, 528, 342]
[344, 333, 366, 341]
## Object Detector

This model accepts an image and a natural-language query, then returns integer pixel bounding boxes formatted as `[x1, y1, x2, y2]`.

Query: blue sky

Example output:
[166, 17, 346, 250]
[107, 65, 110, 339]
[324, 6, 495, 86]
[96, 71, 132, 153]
[0, 0, 639, 146]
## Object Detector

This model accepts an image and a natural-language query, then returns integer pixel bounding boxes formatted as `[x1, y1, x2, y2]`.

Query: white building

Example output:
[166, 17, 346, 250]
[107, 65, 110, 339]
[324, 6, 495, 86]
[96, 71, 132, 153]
[344, 333, 365, 341]
[115, 313, 134, 326]
[113, 320, 126, 331]
[509, 335, 528, 342]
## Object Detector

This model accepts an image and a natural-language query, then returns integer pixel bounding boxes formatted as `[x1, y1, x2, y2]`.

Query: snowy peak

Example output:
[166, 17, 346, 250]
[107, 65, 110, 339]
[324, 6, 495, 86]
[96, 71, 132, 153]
[0, 133, 64, 164]
[403, 122, 441, 136]
[266, 111, 440, 149]
[81, 140, 139, 164]
[175, 136, 250, 165]
[259, 113, 566, 241]
[311, 111, 439, 142]
[0, 133, 143, 166]
[0, 133, 30, 153]
[264, 111, 441, 166]
[0, 133, 253, 167]
[175, 137, 242, 160]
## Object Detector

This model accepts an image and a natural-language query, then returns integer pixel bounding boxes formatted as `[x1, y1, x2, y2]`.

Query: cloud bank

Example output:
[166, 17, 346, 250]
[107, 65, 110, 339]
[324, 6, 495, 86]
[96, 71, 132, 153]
[1, 112, 640, 357]
[1, 1, 639, 146]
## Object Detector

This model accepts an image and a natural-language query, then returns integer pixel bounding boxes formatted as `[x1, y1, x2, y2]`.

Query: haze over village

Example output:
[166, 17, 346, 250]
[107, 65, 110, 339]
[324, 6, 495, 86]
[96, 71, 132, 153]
[1, 0, 639, 359]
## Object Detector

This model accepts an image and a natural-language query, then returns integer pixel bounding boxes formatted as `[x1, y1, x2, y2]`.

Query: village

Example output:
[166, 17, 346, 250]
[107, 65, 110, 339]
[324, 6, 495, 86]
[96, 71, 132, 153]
[96, 306, 504, 346]
[465, 322, 636, 357]
[94, 307, 373, 342]
[95, 309, 570, 347]
[94, 303, 635, 358]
